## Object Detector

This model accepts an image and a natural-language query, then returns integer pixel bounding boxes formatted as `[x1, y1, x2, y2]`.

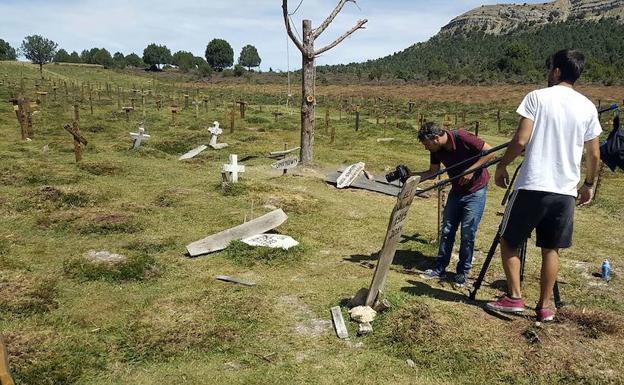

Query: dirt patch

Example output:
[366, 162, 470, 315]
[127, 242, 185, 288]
[262, 191, 321, 215]
[77, 212, 143, 235]
[77, 161, 125, 176]
[278, 295, 331, 338]
[384, 302, 441, 345]
[0, 272, 58, 315]
[153, 188, 192, 207]
[558, 307, 623, 339]
[63, 252, 158, 282]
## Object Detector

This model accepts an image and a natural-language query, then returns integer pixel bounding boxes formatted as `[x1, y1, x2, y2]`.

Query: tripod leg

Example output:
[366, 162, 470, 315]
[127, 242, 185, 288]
[469, 229, 501, 300]
[553, 281, 563, 309]
[519, 240, 527, 284]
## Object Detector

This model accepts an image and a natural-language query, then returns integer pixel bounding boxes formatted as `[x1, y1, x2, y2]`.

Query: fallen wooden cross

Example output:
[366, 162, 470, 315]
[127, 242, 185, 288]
[63, 123, 88, 162]
[365, 176, 420, 307]
[186, 209, 288, 257]
[179, 145, 208, 160]
[216, 275, 257, 287]
[337, 162, 365, 188]
[330, 306, 349, 339]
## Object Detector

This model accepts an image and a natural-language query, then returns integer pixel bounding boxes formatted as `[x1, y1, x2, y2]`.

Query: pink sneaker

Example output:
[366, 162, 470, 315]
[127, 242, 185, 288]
[485, 295, 525, 313]
[536, 308, 555, 322]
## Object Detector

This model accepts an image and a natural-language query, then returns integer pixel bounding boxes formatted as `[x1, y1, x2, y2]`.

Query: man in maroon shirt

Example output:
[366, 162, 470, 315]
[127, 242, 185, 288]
[414, 122, 496, 286]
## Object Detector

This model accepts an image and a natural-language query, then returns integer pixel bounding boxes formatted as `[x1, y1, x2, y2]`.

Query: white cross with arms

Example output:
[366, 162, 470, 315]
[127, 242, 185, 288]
[130, 123, 150, 149]
[222, 154, 245, 183]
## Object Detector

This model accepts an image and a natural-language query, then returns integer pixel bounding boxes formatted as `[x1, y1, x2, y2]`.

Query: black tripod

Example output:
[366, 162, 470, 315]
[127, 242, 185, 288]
[469, 163, 563, 309]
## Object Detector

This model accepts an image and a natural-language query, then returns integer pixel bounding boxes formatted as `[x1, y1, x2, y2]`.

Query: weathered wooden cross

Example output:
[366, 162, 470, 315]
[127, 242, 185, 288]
[130, 123, 150, 149]
[63, 123, 88, 162]
[222, 154, 245, 183]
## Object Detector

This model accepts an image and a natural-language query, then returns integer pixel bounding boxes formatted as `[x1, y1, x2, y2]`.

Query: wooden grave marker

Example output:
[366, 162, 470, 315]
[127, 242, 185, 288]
[237, 101, 247, 119]
[130, 123, 150, 149]
[179, 145, 208, 160]
[208, 121, 228, 149]
[365, 176, 421, 306]
[221, 154, 245, 183]
[0, 334, 15, 385]
[63, 123, 87, 162]
[270, 144, 300, 175]
[121, 106, 134, 122]
[170, 105, 180, 125]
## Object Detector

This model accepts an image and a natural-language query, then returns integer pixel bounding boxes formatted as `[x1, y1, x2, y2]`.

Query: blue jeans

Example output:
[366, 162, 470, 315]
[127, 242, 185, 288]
[434, 186, 487, 276]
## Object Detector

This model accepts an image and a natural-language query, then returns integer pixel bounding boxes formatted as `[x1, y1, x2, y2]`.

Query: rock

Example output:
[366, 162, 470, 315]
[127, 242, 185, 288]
[406, 359, 416, 368]
[373, 298, 391, 313]
[357, 322, 373, 336]
[349, 306, 377, 323]
[349, 288, 369, 308]
[86, 250, 127, 264]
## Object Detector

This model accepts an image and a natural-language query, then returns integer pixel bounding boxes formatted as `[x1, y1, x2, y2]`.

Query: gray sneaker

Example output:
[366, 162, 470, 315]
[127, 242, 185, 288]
[453, 273, 467, 288]
[420, 269, 443, 280]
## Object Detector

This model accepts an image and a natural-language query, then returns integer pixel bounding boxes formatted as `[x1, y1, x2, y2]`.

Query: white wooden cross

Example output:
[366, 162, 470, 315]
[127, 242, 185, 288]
[130, 123, 150, 149]
[222, 154, 245, 183]
[209, 121, 228, 149]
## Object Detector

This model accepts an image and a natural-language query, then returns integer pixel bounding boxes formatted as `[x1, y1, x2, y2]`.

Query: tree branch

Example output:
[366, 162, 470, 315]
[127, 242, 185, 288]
[315, 19, 368, 57]
[313, 0, 353, 39]
[282, 0, 304, 53]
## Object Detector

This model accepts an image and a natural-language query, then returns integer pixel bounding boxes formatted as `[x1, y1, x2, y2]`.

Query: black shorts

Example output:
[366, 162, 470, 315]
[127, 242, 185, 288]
[501, 189, 575, 249]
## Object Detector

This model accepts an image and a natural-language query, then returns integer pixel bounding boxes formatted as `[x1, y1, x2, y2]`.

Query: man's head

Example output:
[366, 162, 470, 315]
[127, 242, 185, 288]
[547, 49, 585, 87]
[418, 122, 447, 152]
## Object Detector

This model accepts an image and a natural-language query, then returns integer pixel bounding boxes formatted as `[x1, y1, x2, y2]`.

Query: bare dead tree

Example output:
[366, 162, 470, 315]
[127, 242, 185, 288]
[282, 0, 367, 164]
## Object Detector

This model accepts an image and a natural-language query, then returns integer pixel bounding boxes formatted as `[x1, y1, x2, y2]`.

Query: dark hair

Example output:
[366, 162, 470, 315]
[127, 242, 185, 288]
[548, 49, 585, 84]
[418, 122, 445, 141]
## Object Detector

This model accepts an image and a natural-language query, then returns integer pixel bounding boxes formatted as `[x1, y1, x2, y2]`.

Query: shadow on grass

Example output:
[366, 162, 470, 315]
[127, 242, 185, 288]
[401, 279, 515, 322]
[344, 249, 436, 272]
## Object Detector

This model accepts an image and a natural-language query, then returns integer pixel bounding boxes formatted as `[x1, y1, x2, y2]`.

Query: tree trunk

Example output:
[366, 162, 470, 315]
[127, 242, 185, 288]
[39, 63, 43, 78]
[300, 20, 315, 164]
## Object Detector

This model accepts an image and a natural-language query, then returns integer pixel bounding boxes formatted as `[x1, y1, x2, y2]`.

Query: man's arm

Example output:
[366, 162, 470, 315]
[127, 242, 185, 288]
[495, 117, 534, 188]
[578, 137, 600, 206]
[411, 163, 441, 180]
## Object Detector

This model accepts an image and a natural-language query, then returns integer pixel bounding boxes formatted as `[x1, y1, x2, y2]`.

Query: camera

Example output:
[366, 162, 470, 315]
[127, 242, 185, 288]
[385, 165, 411, 184]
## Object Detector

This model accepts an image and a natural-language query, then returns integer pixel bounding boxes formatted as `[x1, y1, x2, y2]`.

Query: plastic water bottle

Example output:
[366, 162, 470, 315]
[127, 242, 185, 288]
[601, 260, 610, 281]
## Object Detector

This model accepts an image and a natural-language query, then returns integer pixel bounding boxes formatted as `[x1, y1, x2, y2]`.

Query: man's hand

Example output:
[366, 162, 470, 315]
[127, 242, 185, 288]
[458, 172, 474, 186]
[495, 165, 510, 188]
[577, 185, 594, 207]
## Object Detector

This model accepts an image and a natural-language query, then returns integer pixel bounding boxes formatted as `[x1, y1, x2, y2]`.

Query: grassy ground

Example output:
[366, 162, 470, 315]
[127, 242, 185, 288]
[1, 61, 623, 385]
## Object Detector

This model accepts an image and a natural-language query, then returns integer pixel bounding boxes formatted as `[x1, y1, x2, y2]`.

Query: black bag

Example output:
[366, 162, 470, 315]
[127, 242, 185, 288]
[600, 113, 624, 171]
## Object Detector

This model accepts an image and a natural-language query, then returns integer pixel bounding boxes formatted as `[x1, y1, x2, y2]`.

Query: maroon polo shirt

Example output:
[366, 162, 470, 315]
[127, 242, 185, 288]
[430, 129, 490, 194]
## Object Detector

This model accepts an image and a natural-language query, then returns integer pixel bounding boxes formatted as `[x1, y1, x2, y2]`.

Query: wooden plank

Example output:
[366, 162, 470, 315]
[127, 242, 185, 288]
[326, 172, 401, 197]
[330, 306, 349, 339]
[216, 275, 257, 287]
[269, 147, 300, 158]
[365, 176, 420, 306]
[63, 124, 88, 145]
[0, 334, 14, 385]
[186, 209, 288, 257]
[336, 162, 365, 188]
[179, 145, 208, 160]
[271, 156, 299, 170]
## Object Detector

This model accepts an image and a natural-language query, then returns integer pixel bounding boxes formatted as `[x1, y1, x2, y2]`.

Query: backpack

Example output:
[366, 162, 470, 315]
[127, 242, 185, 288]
[600, 113, 624, 172]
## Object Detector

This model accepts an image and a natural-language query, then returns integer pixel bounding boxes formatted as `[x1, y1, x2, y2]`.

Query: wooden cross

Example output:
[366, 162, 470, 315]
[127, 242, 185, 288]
[122, 106, 134, 121]
[236, 101, 247, 119]
[130, 123, 150, 149]
[170, 105, 180, 125]
[64, 123, 87, 162]
[272, 111, 283, 122]
[222, 154, 245, 183]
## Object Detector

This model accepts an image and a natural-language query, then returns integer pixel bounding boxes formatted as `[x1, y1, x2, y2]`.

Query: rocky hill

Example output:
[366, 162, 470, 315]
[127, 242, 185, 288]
[441, 0, 624, 35]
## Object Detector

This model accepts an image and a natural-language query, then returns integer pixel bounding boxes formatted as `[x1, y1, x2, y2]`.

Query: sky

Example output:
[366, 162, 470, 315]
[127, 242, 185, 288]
[0, 0, 548, 70]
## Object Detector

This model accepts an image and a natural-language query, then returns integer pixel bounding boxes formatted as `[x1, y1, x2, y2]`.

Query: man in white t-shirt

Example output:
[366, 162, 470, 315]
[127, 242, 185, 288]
[486, 49, 602, 322]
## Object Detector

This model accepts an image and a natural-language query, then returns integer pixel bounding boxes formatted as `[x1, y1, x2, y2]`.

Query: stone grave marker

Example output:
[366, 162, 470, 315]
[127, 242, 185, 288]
[221, 154, 245, 183]
[208, 121, 228, 149]
[130, 123, 150, 149]
[179, 145, 208, 160]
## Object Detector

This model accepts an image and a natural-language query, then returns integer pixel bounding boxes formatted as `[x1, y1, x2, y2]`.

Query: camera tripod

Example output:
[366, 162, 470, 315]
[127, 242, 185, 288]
[468, 164, 563, 309]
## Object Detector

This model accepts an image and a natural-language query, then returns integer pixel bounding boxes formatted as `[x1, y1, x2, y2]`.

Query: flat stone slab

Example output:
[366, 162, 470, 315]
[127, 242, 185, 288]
[242, 234, 299, 250]
[86, 250, 126, 264]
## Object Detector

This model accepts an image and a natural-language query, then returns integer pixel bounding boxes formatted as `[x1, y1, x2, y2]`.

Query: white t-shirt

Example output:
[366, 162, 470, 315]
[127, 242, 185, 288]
[515, 85, 602, 197]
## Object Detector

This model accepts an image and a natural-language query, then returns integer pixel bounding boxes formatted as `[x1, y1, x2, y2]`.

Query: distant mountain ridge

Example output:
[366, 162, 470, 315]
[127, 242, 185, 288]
[441, 0, 624, 35]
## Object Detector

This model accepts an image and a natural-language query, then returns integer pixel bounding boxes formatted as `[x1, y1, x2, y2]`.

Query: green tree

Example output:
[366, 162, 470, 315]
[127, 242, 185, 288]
[21, 35, 58, 75]
[142, 43, 172, 69]
[113, 52, 126, 69]
[238, 44, 261, 71]
[53, 48, 71, 63]
[69, 51, 81, 63]
[125, 53, 144, 68]
[195, 59, 213, 78]
[0, 39, 17, 60]
[233, 64, 245, 77]
[92, 48, 113, 67]
[205, 38, 234, 71]
[172, 50, 195, 72]
[80, 49, 92, 63]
